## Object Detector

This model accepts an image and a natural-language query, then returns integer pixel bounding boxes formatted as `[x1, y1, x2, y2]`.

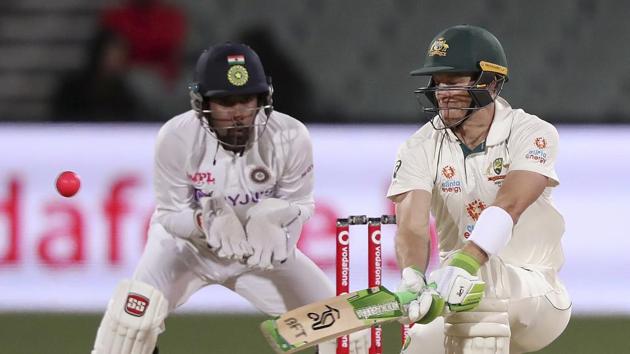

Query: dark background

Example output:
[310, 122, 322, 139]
[1, 0, 628, 124]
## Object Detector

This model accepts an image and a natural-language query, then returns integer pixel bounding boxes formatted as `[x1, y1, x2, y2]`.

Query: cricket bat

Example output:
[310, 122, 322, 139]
[260, 285, 416, 354]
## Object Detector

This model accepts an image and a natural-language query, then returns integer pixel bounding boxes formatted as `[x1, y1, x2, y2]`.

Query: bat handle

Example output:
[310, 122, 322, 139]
[396, 291, 418, 306]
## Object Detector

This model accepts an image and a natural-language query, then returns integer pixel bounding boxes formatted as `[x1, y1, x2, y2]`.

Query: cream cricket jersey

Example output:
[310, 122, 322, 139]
[151, 109, 315, 240]
[387, 97, 565, 271]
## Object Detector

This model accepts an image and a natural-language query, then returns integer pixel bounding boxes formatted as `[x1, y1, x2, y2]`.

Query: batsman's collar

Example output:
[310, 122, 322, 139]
[444, 96, 514, 146]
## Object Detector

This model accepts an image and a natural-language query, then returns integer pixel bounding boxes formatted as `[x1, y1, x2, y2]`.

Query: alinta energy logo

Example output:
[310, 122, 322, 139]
[441, 165, 462, 193]
[442, 165, 456, 179]
[526, 138, 548, 164]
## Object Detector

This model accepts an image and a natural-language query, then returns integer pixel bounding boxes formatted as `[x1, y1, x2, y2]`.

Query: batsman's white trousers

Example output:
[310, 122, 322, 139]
[133, 223, 335, 315]
[403, 257, 571, 354]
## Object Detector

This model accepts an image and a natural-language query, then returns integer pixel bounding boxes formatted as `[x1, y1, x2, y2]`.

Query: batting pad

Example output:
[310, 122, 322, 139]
[444, 299, 510, 354]
[92, 279, 169, 354]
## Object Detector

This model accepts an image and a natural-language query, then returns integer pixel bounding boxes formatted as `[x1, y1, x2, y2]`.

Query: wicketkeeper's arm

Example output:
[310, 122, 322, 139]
[153, 123, 204, 239]
[274, 122, 316, 248]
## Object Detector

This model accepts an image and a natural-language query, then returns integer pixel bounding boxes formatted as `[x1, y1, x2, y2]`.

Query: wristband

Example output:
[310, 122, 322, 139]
[468, 206, 513, 255]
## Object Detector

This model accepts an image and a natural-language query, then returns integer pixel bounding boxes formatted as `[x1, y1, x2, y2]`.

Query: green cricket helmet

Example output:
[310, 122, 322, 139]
[411, 25, 508, 128]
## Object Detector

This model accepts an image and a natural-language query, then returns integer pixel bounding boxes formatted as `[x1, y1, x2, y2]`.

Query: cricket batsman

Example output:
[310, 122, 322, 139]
[387, 25, 572, 353]
[91, 42, 369, 354]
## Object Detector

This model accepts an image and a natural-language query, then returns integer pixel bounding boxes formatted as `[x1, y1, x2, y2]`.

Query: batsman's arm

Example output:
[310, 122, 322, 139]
[464, 122, 560, 260]
[464, 170, 548, 262]
[391, 189, 432, 272]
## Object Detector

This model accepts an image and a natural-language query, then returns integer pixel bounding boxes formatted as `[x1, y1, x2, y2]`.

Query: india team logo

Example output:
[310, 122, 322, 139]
[534, 137, 547, 149]
[442, 165, 456, 179]
[227, 65, 249, 86]
[250, 166, 270, 184]
[429, 37, 449, 57]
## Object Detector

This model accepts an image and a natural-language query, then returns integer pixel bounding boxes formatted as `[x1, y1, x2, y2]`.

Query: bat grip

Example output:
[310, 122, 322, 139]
[396, 291, 418, 306]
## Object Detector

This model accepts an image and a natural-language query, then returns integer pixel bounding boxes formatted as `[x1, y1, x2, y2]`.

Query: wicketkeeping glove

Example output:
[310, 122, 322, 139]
[428, 252, 486, 312]
[398, 266, 445, 324]
[245, 198, 302, 270]
[198, 195, 253, 260]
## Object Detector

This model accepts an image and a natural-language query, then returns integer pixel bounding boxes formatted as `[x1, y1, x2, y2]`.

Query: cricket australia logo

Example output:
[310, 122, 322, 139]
[308, 305, 340, 330]
[429, 37, 449, 57]
[487, 158, 508, 184]
[492, 158, 503, 175]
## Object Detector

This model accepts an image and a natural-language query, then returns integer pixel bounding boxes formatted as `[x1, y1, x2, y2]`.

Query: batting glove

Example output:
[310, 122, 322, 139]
[428, 252, 485, 312]
[398, 266, 445, 324]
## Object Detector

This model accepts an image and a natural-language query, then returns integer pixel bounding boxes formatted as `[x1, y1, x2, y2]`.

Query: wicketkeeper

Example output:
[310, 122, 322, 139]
[91, 42, 369, 354]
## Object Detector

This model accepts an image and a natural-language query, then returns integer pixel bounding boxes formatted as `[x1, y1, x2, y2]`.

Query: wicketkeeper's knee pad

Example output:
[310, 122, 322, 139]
[317, 328, 371, 354]
[444, 299, 510, 354]
[92, 279, 169, 354]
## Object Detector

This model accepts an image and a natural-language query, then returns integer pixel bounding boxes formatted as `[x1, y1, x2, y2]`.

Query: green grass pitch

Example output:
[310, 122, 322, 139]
[0, 313, 628, 353]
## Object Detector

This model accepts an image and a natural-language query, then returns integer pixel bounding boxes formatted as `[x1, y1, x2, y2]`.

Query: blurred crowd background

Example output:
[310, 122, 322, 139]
[1, 0, 629, 125]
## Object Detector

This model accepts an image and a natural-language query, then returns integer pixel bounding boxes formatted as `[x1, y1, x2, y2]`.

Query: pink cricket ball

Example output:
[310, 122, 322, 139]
[56, 171, 81, 197]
